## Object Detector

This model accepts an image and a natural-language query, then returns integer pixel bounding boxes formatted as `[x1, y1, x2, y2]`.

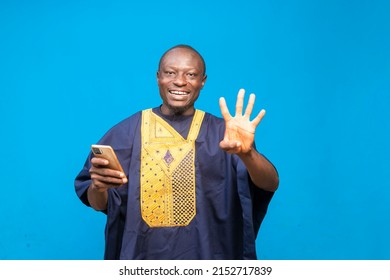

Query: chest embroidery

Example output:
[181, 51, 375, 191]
[140, 109, 204, 227]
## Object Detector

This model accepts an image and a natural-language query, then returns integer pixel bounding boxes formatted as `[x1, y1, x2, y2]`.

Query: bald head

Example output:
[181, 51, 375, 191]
[158, 44, 206, 76]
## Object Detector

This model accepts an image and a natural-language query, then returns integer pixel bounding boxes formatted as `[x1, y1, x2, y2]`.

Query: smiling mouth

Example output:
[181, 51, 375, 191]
[169, 90, 189, 96]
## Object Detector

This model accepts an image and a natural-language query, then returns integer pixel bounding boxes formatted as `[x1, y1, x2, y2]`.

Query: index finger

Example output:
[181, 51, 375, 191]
[91, 157, 109, 166]
[219, 97, 232, 121]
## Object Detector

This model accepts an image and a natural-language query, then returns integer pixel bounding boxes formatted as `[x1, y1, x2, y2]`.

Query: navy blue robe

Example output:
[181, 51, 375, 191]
[75, 107, 274, 259]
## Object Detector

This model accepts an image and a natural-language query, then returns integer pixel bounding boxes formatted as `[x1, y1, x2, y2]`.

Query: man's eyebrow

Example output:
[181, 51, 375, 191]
[162, 66, 200, 71]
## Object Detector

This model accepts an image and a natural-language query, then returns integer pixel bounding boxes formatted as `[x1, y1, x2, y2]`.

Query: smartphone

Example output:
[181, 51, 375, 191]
[91, 144, 124, 173]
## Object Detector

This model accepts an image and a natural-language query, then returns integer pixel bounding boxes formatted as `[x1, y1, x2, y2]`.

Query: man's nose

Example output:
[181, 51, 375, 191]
[173, 74, 187, 86]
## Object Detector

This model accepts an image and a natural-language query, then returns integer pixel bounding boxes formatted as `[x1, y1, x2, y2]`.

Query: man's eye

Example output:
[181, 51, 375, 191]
[187, 73, 196, 77]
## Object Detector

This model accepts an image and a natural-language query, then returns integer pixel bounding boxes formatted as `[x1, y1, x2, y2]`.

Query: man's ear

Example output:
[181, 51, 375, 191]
[201, 75, 207, 88]
[156, 71, 161, 84]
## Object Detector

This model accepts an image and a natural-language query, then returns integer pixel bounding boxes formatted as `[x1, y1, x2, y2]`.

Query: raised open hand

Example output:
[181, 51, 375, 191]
[219, 88, 266, 155]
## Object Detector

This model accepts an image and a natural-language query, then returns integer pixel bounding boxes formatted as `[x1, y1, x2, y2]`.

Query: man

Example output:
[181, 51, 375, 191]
[75, 45, 279, 260]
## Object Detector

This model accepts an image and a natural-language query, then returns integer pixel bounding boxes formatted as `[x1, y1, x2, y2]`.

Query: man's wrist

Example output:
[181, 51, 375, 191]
[89, 182, 108, 193]
[87, 182, 109, 210]
[238, 146, 256, 159]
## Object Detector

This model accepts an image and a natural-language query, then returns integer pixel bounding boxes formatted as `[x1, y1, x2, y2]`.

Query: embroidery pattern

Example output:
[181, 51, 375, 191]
[140, 109, 204, 227]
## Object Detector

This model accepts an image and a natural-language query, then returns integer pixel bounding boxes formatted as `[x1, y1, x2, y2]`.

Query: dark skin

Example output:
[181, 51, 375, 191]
[157, 47, 206, 116]
[87, 47, 279, 211]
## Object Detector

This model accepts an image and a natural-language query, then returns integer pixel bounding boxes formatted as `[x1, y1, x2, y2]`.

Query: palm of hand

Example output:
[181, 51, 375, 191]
[219, 89, 265, 154]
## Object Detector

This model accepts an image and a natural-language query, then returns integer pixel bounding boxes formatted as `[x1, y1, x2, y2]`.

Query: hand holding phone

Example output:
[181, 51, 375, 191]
[91, 144, 124, 173]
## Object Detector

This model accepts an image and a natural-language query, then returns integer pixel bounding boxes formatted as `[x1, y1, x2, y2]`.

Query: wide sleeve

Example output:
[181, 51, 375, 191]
[74, 112, 141, 209]
[74, 153, 94, 207]
[236, 154, 275, 259]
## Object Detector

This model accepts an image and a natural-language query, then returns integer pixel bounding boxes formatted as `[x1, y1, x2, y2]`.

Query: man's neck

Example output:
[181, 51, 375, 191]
[160, 104, 195, 116]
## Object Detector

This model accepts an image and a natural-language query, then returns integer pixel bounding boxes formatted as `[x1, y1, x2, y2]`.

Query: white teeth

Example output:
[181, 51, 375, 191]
[170, 91, 188, 95]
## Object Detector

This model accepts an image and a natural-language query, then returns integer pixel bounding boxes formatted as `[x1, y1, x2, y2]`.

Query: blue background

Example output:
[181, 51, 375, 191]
[0, 0, 389, 260]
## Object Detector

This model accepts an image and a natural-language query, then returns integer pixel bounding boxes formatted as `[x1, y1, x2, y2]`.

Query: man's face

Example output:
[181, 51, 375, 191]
[157, 48, 206, 115]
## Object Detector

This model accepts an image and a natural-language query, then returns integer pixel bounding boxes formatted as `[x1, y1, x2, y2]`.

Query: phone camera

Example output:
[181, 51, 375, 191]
[93, 148, 102, 155]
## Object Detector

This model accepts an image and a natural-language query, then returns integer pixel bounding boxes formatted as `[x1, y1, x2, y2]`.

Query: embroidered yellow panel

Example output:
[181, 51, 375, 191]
[140, 109, 205, 227]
